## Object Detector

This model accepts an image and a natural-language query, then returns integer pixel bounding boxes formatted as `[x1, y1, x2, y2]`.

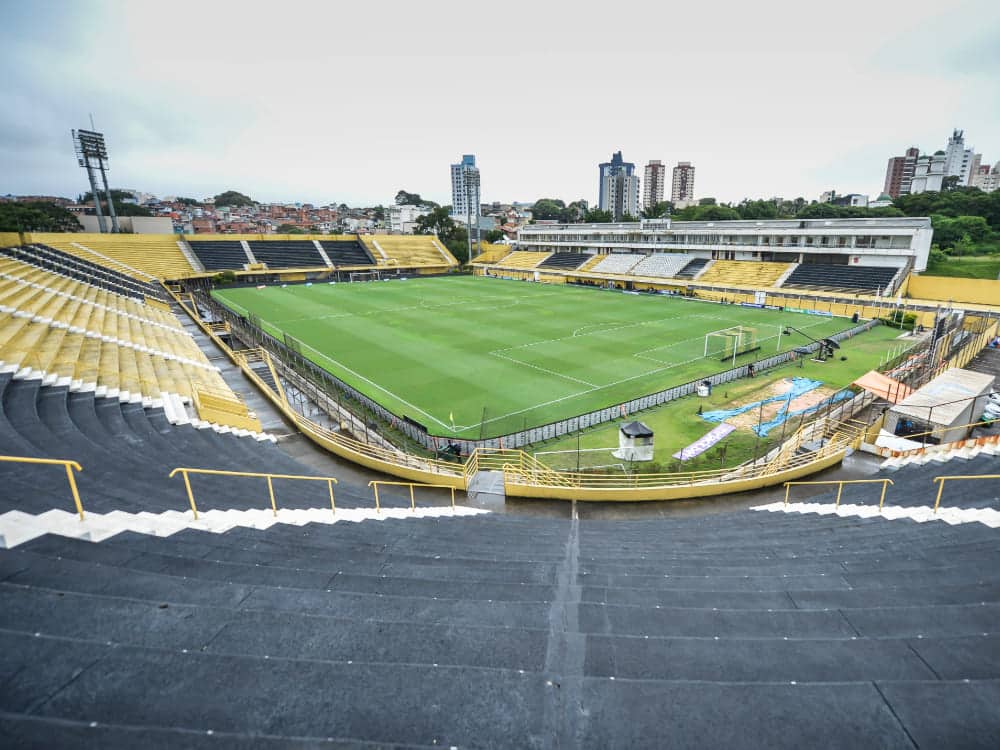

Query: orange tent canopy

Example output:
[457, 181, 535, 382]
[852, 370, 913, 404]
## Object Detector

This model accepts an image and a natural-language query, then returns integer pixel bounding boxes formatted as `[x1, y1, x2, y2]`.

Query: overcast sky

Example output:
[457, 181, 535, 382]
[1, 0, 998, 207]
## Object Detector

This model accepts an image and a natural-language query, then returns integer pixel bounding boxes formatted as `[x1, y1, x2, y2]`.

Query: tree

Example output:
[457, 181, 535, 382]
[81, 189, 152, 217]
[530, 198, 566, 221]
[560, 200, 589, 223]
[394, 190, 438, 207]
[931, 215, 991, 249]
[698, 197, 717, 206]
[414, 206, 473, 262]
[620, 213, 638, 222]
[413, 205, 456, 236]
[671, 204, 740, 221]
[953, 233, 974, 257]
[276, 223, 305, 234]
[583, 208, 614, 223]
[0, 202, 81, 232]
[641, 201, 672, 219]
[484, 229, 504, 243]
[213, 190, 255, 207]
[942, 175, 962, 192]
[736, 199, 783, 220]
[175, 197, 199, 206]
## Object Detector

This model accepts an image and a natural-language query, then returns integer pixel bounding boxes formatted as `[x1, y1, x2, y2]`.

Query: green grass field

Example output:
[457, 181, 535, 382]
[539, 323, 914, 470]
[213, 276, 869, 439]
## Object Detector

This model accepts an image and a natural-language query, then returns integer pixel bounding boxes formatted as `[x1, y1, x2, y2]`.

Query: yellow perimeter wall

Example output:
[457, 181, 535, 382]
[906, 275, 1000, 306]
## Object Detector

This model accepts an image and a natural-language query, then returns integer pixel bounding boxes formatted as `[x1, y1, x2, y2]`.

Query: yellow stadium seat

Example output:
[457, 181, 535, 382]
[696, 260, 792, 288]
[495, 251, 552, 269]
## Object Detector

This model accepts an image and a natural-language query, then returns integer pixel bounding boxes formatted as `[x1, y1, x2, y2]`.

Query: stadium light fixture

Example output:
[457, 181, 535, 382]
[72, 128, 119, 233]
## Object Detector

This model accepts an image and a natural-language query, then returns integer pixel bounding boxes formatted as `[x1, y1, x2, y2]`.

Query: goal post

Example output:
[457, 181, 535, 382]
[704, 325, 760, 365]
[349, 270, 381, 283]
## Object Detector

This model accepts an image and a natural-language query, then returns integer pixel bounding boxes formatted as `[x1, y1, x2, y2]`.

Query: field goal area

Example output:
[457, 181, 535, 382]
[704, 325, 760, 364]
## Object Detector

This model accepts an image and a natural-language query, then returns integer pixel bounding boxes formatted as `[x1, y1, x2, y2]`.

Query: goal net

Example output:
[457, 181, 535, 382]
[349, 270, 381, 283]
[704, 326, 759, 363]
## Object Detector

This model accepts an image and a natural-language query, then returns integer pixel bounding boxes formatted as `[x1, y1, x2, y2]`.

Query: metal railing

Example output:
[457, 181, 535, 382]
[0, 455, 85, 520]
[169, 467, 338, 519]
[368, 480, 457, 513]
[784, 478, 894, 510]
[931, 474, 1000, 513]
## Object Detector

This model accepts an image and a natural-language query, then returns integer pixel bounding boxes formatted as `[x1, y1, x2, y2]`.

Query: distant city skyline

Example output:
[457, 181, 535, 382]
[1, 1, 997, 208]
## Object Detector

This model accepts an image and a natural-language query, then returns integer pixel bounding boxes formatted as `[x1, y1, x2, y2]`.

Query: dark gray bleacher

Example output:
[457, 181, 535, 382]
[187, 241, 249, 271]
[675, 257, 710, 278]
[247, 241, 326, 269]
[0, 373, 997, 746]
[321, 239, 375, 267]
[539, 251, 592, 270]
[3, 245, 167, 301]
[782, 263, 899, 293]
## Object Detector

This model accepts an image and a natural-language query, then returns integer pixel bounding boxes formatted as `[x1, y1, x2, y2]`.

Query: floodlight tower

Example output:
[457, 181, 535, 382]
[464, 169, 481, 262]
[72, 128, 119, 233]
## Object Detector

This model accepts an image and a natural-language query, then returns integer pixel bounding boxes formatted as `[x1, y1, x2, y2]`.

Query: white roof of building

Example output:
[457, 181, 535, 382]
[890, 368, 995, 426]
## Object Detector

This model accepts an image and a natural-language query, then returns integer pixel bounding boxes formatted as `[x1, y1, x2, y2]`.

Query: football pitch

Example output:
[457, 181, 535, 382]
[213, 276, 863, 439]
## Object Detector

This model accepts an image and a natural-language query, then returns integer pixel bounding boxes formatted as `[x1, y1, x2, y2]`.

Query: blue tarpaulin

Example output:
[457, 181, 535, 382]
[753, 389, 853, 437]
[700, 377, 851, 438]
[701, 378, 824, 423]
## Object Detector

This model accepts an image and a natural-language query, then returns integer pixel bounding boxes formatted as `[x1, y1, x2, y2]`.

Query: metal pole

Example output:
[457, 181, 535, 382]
[84, 159, 108, 233]
[267, 476, 277, 516]
[181, 470, 199, 520]
[328, 479, 336, 515]
[98, 160, 119, 233]
[373, 484, 381, 513]
[66, 464, 85, 521]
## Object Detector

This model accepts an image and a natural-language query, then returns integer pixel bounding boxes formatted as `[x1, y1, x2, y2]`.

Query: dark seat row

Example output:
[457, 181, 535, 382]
[247, 241, 326, 269]
[321, 240, 375, 267]
[186, 241, 249, 271]
[782, 263, 899, 293]
[539, 252, 592, 270]
[675, 257, 710, 278]
[3, 245, 166, 301]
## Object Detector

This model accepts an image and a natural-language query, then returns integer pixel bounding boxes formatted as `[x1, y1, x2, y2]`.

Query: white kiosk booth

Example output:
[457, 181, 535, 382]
[613, 421, 655, 462]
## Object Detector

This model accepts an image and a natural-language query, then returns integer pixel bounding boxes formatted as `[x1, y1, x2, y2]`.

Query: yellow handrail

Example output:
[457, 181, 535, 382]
[931, 474, 1000, 513]
[168, 467, 338, 519]
[0, 455, 85, 520]
[784, 478, 894, 510]
[368, 480, 457, 513]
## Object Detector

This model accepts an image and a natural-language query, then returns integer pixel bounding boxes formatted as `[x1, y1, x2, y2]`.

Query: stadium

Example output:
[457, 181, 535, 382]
[2, 217, 999, 747]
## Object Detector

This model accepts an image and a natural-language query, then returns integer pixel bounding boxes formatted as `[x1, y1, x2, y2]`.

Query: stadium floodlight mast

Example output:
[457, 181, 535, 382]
[464, 169, 481, 262]
[72, 127, 119, 233]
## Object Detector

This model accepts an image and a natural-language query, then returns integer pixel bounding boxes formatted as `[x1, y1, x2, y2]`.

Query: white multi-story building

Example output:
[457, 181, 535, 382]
[601, 172, 640, 221]
[517, 217, 933, 272]
[387, 204, 430, 234]
[909, 152, 947, 194]
[944, 129, 976, 185]
[971, 162, 1000, 193]
[598, 151, 639, 220]
[450, 154, 480, 220]
[642, 160, 665, 210]
[671, 162, 696, 207]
